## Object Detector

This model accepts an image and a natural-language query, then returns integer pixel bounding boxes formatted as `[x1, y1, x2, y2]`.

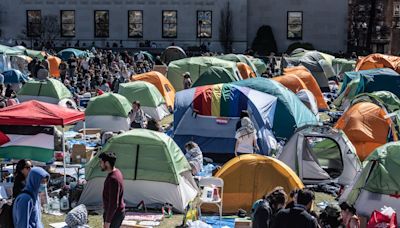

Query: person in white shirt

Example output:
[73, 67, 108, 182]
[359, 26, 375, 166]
[234, 117, 259, 156]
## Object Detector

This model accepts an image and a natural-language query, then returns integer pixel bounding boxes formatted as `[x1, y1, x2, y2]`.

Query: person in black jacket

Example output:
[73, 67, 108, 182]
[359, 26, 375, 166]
[12, 159, 32, 198]
[252, 187, 287, 228]
[272, 189, 319, 228]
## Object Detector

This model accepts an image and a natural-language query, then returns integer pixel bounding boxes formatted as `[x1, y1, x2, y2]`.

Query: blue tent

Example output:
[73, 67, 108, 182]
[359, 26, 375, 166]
[173, 83, 278, 162]
[57, 48, 88, 61]
[233, 78, 319, 140]
[2, 69, 28, 84]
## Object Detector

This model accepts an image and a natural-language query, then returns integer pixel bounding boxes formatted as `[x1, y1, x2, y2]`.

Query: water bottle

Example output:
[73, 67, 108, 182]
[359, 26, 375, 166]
[60, 195, 69, 211]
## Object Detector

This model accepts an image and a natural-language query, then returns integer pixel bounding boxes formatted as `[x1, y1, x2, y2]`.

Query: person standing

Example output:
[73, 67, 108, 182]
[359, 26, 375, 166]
[184, 141, 204, 175]
[234, 117, 259, 156]
[13, 167, 49, 228]
[59, 61, 68, 83]
[183, 72, 192, 89]
[252, 187, 287, 228]
[67, 54, 77, 79]
[13, 159, 32, 198]
[272, 189, 319, 228]
[99, 152, 126, 228]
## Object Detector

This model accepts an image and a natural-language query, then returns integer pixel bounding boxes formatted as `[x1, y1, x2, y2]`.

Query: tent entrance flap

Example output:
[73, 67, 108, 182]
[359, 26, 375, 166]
[134, 144, 139, 180]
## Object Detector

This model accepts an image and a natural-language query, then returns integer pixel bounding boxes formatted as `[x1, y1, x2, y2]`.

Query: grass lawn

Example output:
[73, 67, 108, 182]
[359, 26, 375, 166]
[42, 193, 335, 227]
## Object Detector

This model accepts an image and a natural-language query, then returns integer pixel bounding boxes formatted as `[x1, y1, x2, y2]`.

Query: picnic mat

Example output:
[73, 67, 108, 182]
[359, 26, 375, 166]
[124, 212, 164, 221]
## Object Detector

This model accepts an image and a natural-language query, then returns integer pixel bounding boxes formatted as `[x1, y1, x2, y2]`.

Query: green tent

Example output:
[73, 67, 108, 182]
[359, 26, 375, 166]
[85, 93, 131, 117]
[167, 57, 240, 91]
[0, 44, 24, 56]
[85, 129, 191, 184]
[250, 58, 267, 74]
[192, 66, 238, 87]
[118, 81, 165, 107]
[217, 54, 259, 76]
[332, 58, 356, 76]
[17, 79, 72, 104]
[351, 91, 400, 113]
[233, 78, 319, 139]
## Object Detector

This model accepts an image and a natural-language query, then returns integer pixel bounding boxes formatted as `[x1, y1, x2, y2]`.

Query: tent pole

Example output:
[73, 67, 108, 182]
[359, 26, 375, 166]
[62, 126, 66, 185]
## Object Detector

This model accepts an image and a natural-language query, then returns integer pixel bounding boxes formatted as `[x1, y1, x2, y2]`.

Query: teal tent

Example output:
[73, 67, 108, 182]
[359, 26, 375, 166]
[58, 48, 88, 61]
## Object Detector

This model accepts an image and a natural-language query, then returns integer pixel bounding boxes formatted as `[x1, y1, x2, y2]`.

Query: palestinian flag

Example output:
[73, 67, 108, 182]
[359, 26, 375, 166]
[0, 126, 54, 162]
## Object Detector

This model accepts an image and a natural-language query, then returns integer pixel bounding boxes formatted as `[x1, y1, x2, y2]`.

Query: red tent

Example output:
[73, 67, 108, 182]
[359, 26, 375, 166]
[0, 100, 85, 126]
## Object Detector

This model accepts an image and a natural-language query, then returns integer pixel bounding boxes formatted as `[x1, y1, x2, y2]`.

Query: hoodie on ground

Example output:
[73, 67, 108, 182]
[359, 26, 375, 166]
[13, 167, 49, 228]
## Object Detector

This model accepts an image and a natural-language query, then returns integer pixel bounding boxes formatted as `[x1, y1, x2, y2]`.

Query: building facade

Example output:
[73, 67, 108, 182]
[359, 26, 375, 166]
[0, 0, 348, 54]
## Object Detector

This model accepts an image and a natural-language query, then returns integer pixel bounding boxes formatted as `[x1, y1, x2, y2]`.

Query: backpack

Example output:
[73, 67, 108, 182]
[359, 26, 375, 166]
[0, 190, 35, 228]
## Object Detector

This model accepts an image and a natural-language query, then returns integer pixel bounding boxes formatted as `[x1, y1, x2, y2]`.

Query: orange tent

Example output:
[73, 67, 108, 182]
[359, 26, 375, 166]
[284, 66, 329, 110]
[210, 154, 304, 214]
[356, 54, 400, 73]
[237, 62, 256, 79]
[272, 74, 307, 93]
[334, 102, 397, 161]
[48, 55, 61, 78]
[131, 71, 176, 109]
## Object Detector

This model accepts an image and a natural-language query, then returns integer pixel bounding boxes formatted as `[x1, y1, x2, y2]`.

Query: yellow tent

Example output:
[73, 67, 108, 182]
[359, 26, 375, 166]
[212, 154, 304, 214]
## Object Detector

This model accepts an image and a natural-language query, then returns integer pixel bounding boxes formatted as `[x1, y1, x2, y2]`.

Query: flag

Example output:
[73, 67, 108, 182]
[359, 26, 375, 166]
[0, 125, 54, 162]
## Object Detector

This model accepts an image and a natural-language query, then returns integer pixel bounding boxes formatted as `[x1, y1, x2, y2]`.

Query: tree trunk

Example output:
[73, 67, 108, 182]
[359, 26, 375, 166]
[366, 0, 377, 52]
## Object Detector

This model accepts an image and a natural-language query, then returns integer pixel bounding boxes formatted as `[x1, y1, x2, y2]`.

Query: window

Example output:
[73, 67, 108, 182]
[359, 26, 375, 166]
[162, 10, 177, 38]
[197, 11, 212, 38]
[61, 10, 75, 37]
[128, 10, 143, 38]
[394, 2, 400, 17]
[287, 11, 303, 39]
[26, 10, 41, 37]
[94, 10, 109, 37]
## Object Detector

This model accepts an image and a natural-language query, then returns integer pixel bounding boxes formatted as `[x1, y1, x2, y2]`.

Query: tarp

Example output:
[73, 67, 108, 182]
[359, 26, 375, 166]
[334, 102, 396, 161]
[217, 54, 259, 76]
[284, 66, 329, 110]
[173, 83, 278, 162]
[356, 54, 400, 73]
[2, 69, 28, 83]
[0, 100, 84, 126]
[167, 57, 241, 91]
[17, 78, 72, 103]
[192, 66, 238, 88]
[85, 93, 132, 117]
[57, 48, 88, 61]
[131, 71, 176, 109]
[233, 78, 319, 140]
[212, 154, 304, 213]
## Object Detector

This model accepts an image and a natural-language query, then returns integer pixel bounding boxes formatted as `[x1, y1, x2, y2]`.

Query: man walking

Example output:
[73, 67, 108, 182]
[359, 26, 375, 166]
[99, 152, 126, 228]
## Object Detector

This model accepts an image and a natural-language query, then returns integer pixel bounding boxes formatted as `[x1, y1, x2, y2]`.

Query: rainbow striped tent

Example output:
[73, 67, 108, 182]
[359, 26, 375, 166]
[173, 83, 278, 162]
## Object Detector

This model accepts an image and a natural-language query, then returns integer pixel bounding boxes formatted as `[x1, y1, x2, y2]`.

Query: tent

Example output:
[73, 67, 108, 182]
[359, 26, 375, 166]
[167, 57, 241, 91]
[249, 58, 267, 74]
[272, 74, 308, 94]
[217, 54, 259, 76]
[10, 55, 32, 74]
[57, 48, 88, 61]
[237, 62, 256, 79]
[212, 154, 304, 214]
[334, 102, 398, 161]
[335, 68, 400, 110]
[118, 81, 170, 121]
[0, 100, 84, 183]
[355, 54, 400, 73]
[278, 125, 361, 185]
[282, 51, 336, 92]
[17, 78, 73, 104]
[161, 46, 187, 65]
[173, 83, 278, 162]
[296, 89, 319, 117]
[332, 58, 356, 77]
[48, 56, 61, 77]
[2, 69, 28, 84]
[340, 142, 400, 226]
[134, 51, 155, 63]
[131, 71, 176, 110]
[79, 129, 198, 212]
[191, 66, 239, 88]
[233, 78, 319, 140]
[283, 66, 329, 110]
[80, 93, 132, 132]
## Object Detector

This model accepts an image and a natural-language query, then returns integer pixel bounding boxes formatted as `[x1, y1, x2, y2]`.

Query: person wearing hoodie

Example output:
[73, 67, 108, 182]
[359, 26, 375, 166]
[13, 167, 49, 228]
[184, 141, 203, 175]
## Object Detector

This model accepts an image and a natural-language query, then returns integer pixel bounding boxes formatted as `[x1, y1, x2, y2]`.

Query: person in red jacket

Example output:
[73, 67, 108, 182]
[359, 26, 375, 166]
[99, 152, 126, 228]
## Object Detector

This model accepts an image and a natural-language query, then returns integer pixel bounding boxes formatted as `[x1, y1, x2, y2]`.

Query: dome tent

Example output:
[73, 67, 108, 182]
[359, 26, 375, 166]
[356, 53, 400, 73]
[76, 93, 132, 132]
[192, 66, 238, 87]
[118, 81, 170, 121]
[278, 125, 361, 186]
[79, 129, 198, 212]
[340, 142, 400, 227]
[211, 154, 303, 214]
[217, 54, 259, 76]
[17, 78, 73, 105]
